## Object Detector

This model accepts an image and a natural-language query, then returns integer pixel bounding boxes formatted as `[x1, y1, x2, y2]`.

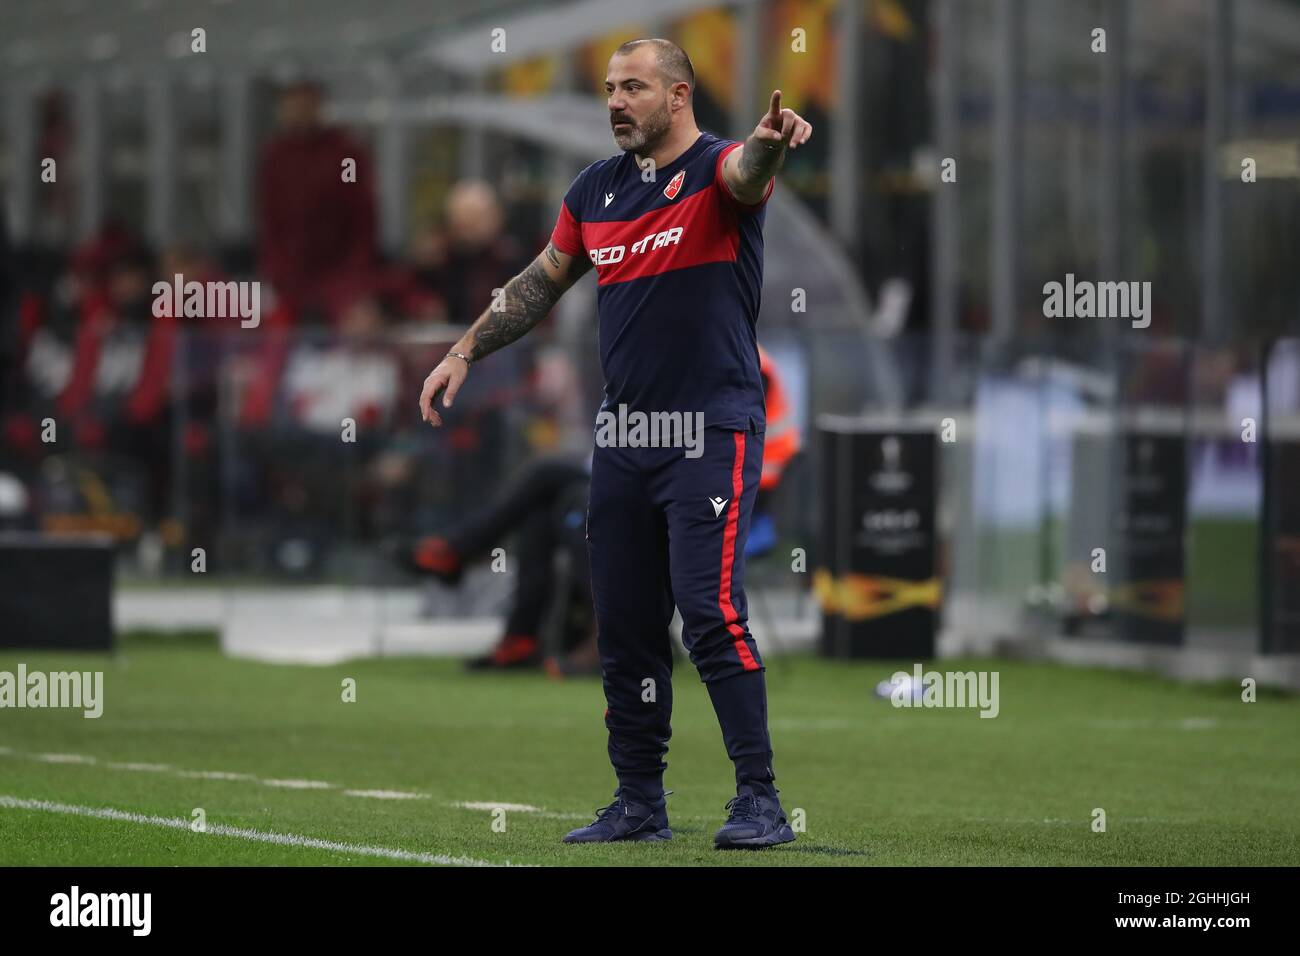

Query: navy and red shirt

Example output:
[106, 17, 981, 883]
[549, 131, 773, 433]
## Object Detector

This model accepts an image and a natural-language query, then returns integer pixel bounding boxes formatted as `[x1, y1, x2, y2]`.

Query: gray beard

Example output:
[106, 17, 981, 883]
[613, 104, 672, 155]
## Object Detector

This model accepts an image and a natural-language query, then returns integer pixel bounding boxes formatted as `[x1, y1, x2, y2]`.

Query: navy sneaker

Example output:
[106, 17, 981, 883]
[713, 790, 796, 849]
[562, 789, 672, 844]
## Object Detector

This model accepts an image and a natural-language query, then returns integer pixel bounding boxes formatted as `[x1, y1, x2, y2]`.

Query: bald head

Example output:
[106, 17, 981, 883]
[445, 181, 503, 249]
[612, 38, 695, 95]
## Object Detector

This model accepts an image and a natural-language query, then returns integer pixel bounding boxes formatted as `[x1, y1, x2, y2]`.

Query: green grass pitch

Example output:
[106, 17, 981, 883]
[1, 631, 1297, 866]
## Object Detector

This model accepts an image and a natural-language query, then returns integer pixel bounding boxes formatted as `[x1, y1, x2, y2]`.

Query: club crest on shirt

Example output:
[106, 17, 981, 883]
[663, 170, 685, 200]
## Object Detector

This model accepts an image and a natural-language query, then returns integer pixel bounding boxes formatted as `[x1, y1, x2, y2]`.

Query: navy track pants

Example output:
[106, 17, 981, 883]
[585, 423, 774, 802]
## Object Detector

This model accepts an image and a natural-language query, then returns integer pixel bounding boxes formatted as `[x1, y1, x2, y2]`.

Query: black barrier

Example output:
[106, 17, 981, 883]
[1267, 439, 1300, 654]
[0, 532, 114, 650]
[1112, 431, 1187, 646]
[814, 417, 939, 658]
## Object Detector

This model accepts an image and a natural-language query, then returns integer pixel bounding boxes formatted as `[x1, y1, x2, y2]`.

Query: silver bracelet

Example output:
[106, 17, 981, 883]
[445, 350, 472, 366]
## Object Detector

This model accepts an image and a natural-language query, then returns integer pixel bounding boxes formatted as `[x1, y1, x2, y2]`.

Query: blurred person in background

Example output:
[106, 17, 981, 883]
[56, 235, 157, 430]
[244, 79, 376, 432]
[251, 285, 401, 569]
[393, 454, 595, 671]
[256, 79, 376, 320]
[0, 222, 130, 466]
[0, 209, 15, 414]
[433, 181, 529, 323]
[25, 232, 177, 533]
[34, 91, 73, 244]
[386, 222, 450, 324]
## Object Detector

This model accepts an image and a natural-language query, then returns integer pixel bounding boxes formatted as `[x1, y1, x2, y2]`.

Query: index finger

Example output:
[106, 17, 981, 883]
[768, 89, 782, 121]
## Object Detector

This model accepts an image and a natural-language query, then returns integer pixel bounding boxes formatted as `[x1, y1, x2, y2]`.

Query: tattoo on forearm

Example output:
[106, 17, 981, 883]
[467, 259, 562, 362]
[739, 135, 785, 185]
[544, 242, 561, 269]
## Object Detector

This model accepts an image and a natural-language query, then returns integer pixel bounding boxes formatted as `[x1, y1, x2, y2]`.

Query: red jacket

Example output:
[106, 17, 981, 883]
[256, 127, 376, 311]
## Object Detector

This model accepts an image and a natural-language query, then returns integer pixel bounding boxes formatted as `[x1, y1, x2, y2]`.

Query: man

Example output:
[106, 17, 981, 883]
[437, 181, 530, 323]
[418, 38, 811, 849]
[256, 80, 376, 317]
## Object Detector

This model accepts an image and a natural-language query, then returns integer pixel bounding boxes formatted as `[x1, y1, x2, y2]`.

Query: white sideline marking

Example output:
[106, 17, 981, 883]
[105, 762, 173, 772]
[262, 779, 335, 790]
[34, 753, 97, 764]
[5, 747, 424, 801]
[175, 770, 257, 781]
[0, 795, 516, 867]
[344, 790, 430, 800]
[0, 746, 586, 820]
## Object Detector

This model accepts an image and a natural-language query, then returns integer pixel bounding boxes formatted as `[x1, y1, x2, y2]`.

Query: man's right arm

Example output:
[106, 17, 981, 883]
[460, 242, 591, 363]
[419, 242, 591, 426]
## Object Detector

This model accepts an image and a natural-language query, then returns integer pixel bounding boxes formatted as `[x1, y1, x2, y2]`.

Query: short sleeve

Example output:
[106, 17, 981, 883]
[550, 201, 584, 258]
[714, 140, 775, 213]
[549, 168, 588, 258]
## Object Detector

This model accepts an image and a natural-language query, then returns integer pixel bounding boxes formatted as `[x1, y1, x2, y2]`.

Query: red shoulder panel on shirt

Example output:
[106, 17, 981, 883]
[549, 201, 584, 258]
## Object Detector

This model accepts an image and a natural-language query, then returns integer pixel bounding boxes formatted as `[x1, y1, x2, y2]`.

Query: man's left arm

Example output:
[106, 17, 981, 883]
[720, 89, 813, 206]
